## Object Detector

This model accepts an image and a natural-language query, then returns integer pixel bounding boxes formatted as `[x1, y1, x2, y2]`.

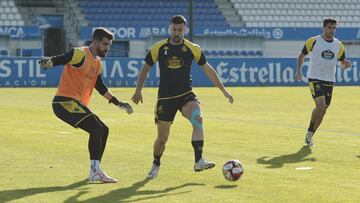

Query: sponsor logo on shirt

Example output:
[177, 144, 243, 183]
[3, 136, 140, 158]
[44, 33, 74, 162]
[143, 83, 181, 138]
[321, 49, 335, 60]
[166, 56, 183, 69]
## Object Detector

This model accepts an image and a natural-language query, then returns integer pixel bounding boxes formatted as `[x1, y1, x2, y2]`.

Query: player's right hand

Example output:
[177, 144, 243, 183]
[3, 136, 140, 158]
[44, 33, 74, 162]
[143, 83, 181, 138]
[118, 102, 133, 114]
[39, 58, 53, 69]
[296, 72, 302, 81]
[131, 90, 143, 104]
[341, 59, 351, 69]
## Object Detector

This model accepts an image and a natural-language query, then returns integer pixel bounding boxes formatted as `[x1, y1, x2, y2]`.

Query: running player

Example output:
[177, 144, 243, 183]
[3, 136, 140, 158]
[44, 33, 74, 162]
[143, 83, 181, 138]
[296, 17, 351, 147]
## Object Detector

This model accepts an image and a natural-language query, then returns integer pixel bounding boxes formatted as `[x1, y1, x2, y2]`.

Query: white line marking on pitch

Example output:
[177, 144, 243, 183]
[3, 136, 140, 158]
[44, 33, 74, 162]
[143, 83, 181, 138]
[295, 167, 314, 170]
[57, 131, 71, 134]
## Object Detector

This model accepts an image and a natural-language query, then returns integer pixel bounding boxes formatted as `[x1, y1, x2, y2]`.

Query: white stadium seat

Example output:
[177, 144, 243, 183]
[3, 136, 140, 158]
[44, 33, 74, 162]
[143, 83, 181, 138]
[8, 0, 15, 7]
[7, 14, 14, 20]
[15, 14, 21, 20]
[10, 20, 17, 26]
[233, 0, 360, 28]
[11, 7, 18, 13]
[4, 7, 11, 13]
[18, 20, 24, 26]
[4, 20, 11, 26]
[1, 1, 8, 7]
[0, 13, 7, 20]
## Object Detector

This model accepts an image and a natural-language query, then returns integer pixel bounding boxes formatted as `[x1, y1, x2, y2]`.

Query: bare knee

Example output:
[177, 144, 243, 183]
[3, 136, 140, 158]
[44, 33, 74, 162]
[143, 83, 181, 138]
[316, 105, 327, 114]
[157, 135, 169, 144]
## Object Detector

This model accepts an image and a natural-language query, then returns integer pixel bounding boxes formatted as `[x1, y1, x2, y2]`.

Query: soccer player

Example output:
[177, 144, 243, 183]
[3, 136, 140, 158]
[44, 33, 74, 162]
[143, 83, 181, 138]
[296, 17, 351, 147]
[39, 28, 133, 183]
[131, 15, 234, 179]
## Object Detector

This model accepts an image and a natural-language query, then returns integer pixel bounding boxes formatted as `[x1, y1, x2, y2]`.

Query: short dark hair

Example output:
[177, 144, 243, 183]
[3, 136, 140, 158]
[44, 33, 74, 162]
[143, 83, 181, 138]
[92, 28, 114, 41]
[171, 15, 187, 25]
[323, 17, 338, 27]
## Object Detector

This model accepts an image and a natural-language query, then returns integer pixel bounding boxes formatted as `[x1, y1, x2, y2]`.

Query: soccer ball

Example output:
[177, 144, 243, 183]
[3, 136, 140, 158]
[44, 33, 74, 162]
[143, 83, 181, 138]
[222, 160, 244, 181]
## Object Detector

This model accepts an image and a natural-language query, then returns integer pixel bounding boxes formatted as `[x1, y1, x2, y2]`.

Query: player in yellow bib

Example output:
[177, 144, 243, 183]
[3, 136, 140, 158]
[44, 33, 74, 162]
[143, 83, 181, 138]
[296, 17, 351, 147]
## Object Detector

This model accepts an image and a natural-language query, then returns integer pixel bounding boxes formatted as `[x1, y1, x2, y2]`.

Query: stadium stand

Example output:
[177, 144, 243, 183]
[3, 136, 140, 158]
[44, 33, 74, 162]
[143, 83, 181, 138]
[231, 0, 360, 27]
[79, 0, 229, 27]
[0, 0, 25, 26]
[17, 0, 57, 7]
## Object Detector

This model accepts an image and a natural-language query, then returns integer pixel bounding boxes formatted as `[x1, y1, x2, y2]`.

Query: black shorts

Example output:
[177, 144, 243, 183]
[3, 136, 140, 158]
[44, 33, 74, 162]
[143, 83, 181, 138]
[52, 96, 94, 128]
[308, 78, 334, 106]
[155, 91, 199, 123]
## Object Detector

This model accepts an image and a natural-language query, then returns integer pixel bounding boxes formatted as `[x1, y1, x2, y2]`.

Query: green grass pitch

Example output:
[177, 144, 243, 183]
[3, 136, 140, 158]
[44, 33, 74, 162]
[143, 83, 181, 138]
[0, 87, 359, 202]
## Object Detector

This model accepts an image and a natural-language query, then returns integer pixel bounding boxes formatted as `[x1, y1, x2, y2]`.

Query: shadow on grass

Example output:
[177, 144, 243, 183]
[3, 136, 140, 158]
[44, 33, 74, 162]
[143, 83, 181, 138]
[65, 178, 205, 202]
[257, 146, 316, 168]
[0, 179, 88, 203]
[214, 185, 238, 189]
[357, 155, 360, 159]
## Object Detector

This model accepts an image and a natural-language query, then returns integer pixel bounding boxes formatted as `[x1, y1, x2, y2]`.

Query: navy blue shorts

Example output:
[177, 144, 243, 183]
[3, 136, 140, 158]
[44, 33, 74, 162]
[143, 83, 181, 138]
[155, 91, 199, 123]
[308, 78, 334, 106]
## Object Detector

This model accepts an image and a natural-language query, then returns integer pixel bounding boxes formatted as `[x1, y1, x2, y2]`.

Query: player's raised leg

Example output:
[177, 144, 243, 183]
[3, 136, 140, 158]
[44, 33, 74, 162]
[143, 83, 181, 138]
[181, 100, 215, 172]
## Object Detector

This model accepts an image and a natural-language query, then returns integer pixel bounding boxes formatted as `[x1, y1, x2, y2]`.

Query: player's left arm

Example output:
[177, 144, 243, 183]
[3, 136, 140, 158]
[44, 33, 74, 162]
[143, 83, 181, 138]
[95, 72, 133, 115]
[200, 62, 234, 104]
[192, 46, 233, 103]
[338, 42, 351, 69]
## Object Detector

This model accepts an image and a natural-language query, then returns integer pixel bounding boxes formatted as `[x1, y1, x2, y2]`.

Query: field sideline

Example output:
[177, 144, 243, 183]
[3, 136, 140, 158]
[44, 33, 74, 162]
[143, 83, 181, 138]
[0, 87, 359, 203]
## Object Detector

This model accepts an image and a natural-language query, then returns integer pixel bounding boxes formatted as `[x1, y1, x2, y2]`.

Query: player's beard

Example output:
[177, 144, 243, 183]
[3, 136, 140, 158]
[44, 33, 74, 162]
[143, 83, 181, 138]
[97, 48, 107, 57]
[326, 32, 334, 39]
[172, 35, 182, 43]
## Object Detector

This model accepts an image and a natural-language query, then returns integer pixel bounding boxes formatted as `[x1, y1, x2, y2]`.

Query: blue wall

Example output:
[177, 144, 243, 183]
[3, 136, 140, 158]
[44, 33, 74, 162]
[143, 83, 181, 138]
[0, 57, 359, 87]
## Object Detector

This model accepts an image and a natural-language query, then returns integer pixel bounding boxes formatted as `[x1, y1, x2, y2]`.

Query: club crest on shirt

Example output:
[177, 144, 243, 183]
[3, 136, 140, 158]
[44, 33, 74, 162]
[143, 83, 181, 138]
[321, 49, 335, 60]
[181, 45, 188, 53]
[166, 56, 183, 69]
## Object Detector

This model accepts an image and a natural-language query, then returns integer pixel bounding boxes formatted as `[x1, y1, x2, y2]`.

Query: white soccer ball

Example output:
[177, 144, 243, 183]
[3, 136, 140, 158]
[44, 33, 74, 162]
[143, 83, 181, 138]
[222, 159, 244, 181]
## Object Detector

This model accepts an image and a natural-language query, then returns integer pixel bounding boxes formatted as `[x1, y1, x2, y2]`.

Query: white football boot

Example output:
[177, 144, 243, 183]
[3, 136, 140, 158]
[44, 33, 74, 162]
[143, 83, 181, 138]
[88, 170, 118, 183]
[147, 164, 160, 179]
[304, 131, 315, 147]
[194, 158, 215, 172]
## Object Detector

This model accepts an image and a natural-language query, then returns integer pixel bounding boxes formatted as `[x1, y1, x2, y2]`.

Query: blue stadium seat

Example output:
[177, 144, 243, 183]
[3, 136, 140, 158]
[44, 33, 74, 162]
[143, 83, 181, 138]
[240, 50, 248, 57]
[225, 50, 233, 56]
[233, 50, 240, 56]
[0, 49, 9, 56]
[217, 50, 225, 56]
[255, 50, 263, 57]
[210, 50, 218, 56]
[248, 50, 256, 57]
[203, 50, 210, 56]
